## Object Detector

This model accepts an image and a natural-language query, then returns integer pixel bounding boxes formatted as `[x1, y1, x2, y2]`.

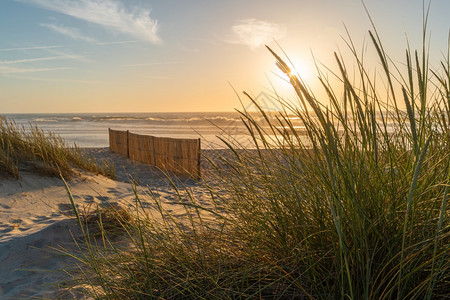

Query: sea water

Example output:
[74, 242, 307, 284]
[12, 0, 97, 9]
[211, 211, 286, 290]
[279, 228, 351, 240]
[3, 112, 260, 149]
[2, 112, 402, 149]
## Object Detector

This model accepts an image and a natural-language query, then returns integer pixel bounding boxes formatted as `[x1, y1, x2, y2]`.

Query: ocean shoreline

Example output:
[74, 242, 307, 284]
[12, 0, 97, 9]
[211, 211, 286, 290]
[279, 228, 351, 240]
[2, 112, 260, 149]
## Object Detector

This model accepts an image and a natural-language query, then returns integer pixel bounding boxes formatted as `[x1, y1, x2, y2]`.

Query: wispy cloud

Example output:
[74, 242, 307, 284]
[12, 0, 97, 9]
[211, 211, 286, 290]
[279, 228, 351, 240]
[122, 61, 180, 67]
[5, 74, 107, 84]
[41, 23, 98, 43]
[227, 19, 286, 50]
[19, 0, 161, 44]
[96, 40, 139, 45]
[0, 56, 69, 64]
[0, 45, 63, 52]
[0, 65, 72, 74]
[43, 47, 90, 62]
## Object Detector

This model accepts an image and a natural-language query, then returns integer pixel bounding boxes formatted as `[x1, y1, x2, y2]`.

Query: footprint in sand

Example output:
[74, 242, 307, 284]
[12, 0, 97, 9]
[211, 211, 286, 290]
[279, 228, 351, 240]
[107, 188, 122, 196]
[140, 201, 153, 208]
[0, 203, 10, 209]
[95, 196, 110, 202]
[0, 224, 13, 234]
[32, 215, 51, 222]
[6, 218, 31, 232]
[58, 203, 77, 216]
[9, 219, 22, 228]
[18, 225, 32, 232]
[32, 215, 59, 224]
[0, 227, 14, 234]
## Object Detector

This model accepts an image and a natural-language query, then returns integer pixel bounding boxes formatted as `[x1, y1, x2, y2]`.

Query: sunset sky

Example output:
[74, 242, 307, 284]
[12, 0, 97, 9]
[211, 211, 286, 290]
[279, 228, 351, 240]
[1, 0, 449, 113]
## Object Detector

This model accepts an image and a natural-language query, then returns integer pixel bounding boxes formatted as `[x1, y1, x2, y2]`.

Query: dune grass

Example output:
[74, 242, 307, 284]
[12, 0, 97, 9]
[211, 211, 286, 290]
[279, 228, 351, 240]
[0, 117, 115, 179]
[63, 15, 449, 299]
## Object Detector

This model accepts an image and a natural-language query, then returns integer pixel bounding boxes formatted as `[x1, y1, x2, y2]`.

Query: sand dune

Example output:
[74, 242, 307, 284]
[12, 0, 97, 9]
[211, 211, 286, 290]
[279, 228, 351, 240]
[0, 149, 215, 298]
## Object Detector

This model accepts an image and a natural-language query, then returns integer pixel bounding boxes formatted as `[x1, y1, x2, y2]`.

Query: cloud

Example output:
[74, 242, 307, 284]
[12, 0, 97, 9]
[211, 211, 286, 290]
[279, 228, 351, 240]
[5, 74, 107, 84]
[0, 45, 63, 52]
[0, 65, 71, 74]
[19, 0, 161, 44]
[96, 40, 138, 45]
[0, 56, 68, 64]
[43, 48, 90, 62]
[122, 61, 180, 67]
[228, 19, 286, 50]
[41, 23, 98, 43]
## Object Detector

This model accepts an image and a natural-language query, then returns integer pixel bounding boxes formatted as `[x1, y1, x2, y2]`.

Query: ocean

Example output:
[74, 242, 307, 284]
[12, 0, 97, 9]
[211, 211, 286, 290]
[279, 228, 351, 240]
[3, 112, 403, 149]
[3, 112, 262, 149]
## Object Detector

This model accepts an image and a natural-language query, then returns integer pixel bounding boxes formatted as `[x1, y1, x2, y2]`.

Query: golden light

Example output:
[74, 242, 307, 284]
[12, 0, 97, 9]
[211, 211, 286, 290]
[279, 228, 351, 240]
[269, 56, 313, 98]
[286, 58, 311, 81]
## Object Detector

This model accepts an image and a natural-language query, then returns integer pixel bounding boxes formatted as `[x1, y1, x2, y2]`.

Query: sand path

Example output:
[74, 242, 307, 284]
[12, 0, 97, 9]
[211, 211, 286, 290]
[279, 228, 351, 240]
[0, 148, 217, 298]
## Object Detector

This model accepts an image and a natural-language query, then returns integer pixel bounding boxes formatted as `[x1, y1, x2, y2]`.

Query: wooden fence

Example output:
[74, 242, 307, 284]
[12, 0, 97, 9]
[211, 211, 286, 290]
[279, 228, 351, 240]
[109, 129, 201, 179]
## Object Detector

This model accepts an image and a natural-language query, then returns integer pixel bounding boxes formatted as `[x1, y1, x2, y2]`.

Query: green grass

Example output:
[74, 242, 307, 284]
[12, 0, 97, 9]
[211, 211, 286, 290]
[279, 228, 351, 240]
[0, 117, 115, 179]
[62, 13, 449, 299]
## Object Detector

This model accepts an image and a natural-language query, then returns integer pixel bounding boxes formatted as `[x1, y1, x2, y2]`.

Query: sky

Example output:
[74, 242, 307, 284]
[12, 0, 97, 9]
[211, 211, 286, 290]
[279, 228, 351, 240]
[1, 0, 449, 113]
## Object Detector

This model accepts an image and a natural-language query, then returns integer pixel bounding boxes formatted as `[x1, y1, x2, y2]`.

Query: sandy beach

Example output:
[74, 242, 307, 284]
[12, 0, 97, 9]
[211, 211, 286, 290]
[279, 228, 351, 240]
[0, 148, 218, 298]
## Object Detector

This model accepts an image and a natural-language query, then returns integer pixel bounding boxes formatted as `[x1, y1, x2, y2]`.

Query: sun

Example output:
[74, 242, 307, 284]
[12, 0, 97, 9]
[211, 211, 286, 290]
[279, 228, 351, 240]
[286, 58, 311, 81]
[268, 55, 315, 99]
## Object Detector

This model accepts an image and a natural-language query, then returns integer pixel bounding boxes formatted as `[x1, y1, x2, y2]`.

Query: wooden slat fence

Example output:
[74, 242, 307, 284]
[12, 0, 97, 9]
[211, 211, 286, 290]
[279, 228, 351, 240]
[109, 129, 201, 179]
[109, 129, 129, 157]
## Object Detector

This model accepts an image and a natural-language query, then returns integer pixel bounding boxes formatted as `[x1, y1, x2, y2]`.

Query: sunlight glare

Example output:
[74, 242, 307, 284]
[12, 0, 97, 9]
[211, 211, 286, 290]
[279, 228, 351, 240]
[286, 58, 311, 81]
[270, 56, 313, 98]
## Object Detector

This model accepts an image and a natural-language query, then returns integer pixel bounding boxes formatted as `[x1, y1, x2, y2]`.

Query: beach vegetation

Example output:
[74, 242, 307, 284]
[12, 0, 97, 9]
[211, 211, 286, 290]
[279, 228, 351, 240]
[0, 118, 115, 179]
[63, 11, 449, 299]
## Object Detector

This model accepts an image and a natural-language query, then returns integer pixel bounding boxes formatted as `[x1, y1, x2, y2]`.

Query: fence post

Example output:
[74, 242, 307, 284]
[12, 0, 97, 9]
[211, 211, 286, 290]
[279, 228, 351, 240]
[197, 138, 201, 179]
[152, 136, 157, 166]
[126, 130, 130, 158]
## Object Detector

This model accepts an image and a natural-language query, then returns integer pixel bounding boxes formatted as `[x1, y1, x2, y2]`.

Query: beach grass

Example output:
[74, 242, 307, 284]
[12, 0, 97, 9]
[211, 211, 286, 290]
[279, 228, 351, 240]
[0, 118, 115, 179]
[62, 15, 449, 299]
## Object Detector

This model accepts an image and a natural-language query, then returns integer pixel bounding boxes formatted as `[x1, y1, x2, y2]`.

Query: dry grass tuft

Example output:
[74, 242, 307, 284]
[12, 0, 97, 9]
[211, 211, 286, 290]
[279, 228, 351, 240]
[61, 9, 449, 299]
[0, 117, 115, 179]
